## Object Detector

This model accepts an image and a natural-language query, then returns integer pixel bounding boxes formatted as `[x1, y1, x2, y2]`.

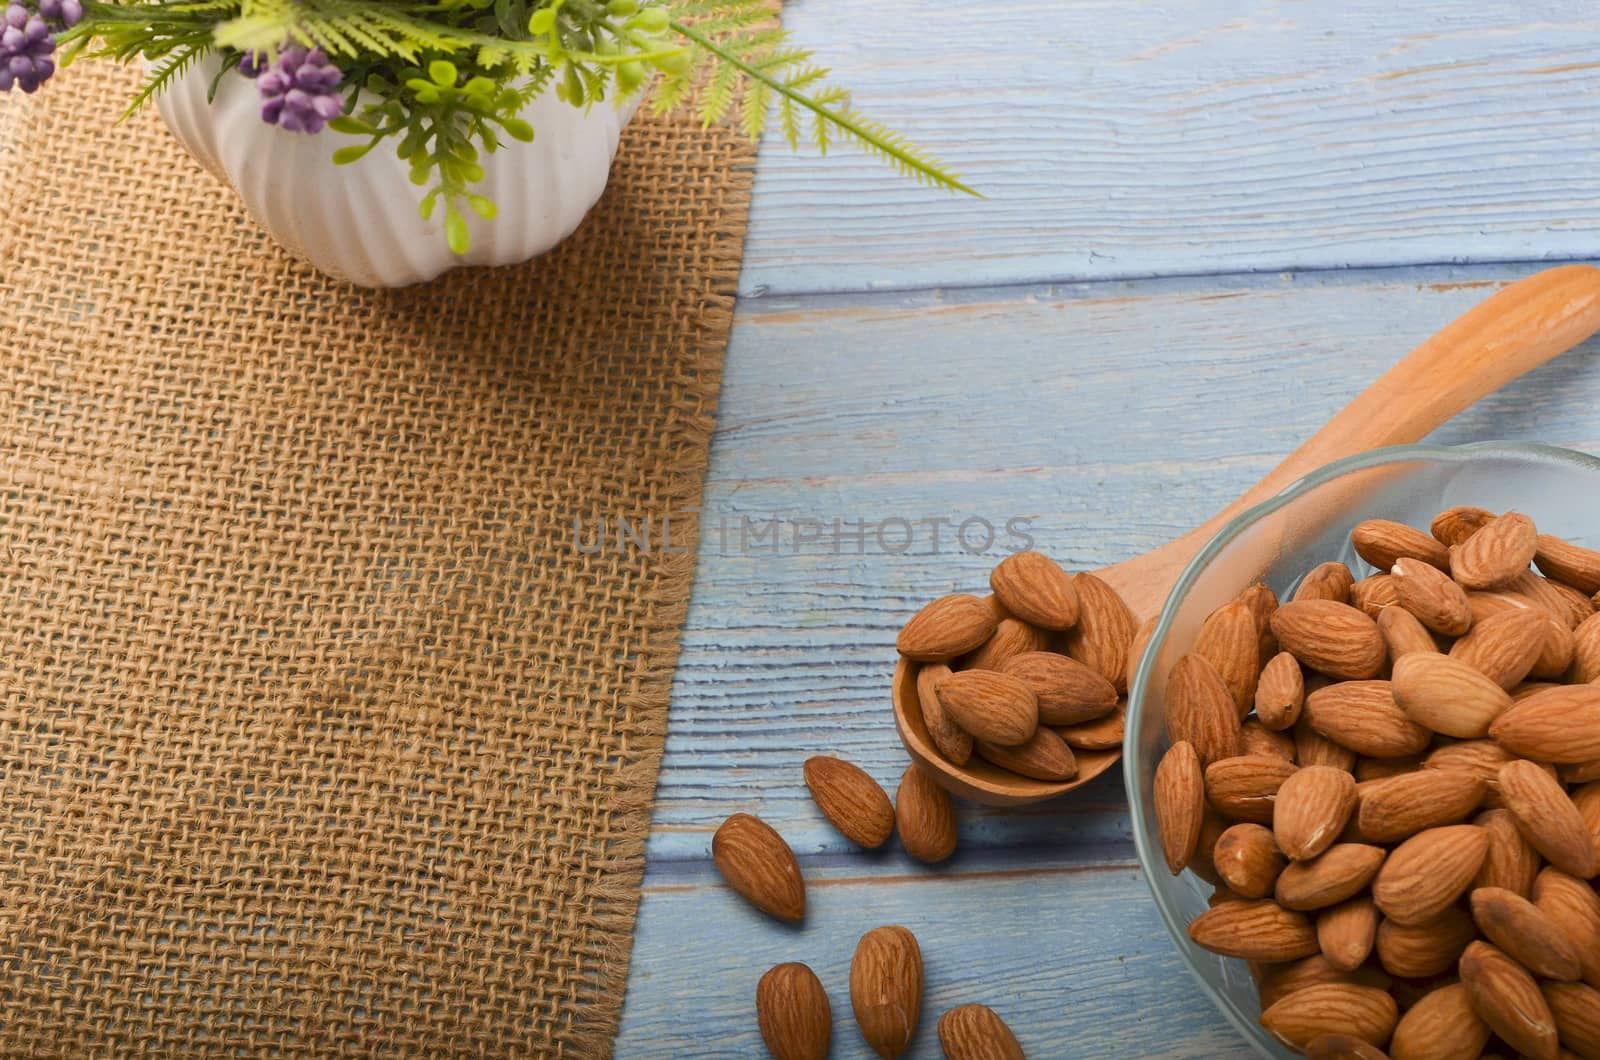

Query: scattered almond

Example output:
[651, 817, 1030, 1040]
[895, 764, 958, 864]
[936, 1004, 1025, 1060]
[850, 926, 923, 1059]
[1295, 718, 1359, 772]
[1490, 683, 1600, 763]
[1377, 605, 1440, 664]
[713, 813, 807, 922]
[1259, 982, 1398, 1052]
[933, 670, 1038, 747]
[1471, 886, 1582, 981]
[1537, 534, 1600, 595]
[1570, 611, 1600, 683]
[1276, 844, 1387, 911]
[1498, 759, 1598, 878]
[1205, 754, 1299, 825]
[1187, 899, 1321, 961]
[1196, 598, 1263, 715]
[1452, 512, 1539, 591]
[898, 594, 997, 662]
[1316, 897, 1379, 973]
[975, 728, 1078, 782]
[1349, 574, 1399, 619]
[1533, 868, 1600, 988]
[1055, 702, 1125, 750]
[757, 962, 832, 1060]
[805, 756, 896, 850]
[1473, 808, 1543, 898]
[1541, 981, 1600, 1059]
[1357, 769, 1485, 842]
[1391, 653, 1512, 738]
[989, 550, 1080, 630]
[962, 616, 1050, 671]
[1305, 680, 1432, 758]
[1375, 907, 1477, 978]
[1239, 582, 1282, 666]
[1448, 607, 1547, 689]
[1303, 1032, 1388, 1060]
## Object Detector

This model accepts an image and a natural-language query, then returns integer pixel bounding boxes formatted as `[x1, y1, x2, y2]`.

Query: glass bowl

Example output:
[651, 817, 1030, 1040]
[1125, 441, 1600, 1057]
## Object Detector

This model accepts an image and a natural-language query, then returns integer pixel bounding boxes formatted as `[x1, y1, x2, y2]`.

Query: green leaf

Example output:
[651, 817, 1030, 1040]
[467, 195, 498, 220]
[444, 205, 472, 255]
[332, 143, 376, 165]
[429, 60, 459, 86]
[502, 117, 535, 142]
[328, 116, 378, 136]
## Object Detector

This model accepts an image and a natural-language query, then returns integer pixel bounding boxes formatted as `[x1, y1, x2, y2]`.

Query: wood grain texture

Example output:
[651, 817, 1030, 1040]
[616, 264, 1600, 1057]
[740, 0, 1600, 295]
[615, 856, 1246, 1058]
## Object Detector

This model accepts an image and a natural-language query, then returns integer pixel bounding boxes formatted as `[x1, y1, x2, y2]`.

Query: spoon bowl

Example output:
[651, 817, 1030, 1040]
[893, 264, 1600, 805]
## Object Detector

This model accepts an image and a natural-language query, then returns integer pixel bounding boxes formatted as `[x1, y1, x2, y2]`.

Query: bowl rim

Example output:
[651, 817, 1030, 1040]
[1122, 439, 1600, 1055]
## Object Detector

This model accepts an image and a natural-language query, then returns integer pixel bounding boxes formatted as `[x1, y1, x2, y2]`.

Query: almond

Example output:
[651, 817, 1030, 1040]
[1316, 897, 1379, 973]
[898, 594, 997, 662]
[1389, 653, 1512, 740]
[1390, 982, 1491, 1060]
[850, 926, 923, 1059]
[1471, 886, 1582, 981]
[1491, 683, 1600, 762]
[1392, 556, 1473, 636]
[1425, 739, 1518, 805]
[999, 651, 1117, 726]
[1568, 759, 1600, 783]
[1304, 1032, 1388, 1060]
[1256, 652, 1306, 731]
[976, 727, 1078, 782]
[1350, 574, 1400, 618]
[1240, 582, 1282, 666]
[1474, 808, 1543, 898]
[1260, 982, 1398, 1052]
[713, 813, 806, 922]
[1498, 759, 1598, 877]
[1276, 843, 1387, 911]
[1378, 605, 1441, 663]
[1469, 590, 1580, 678]
[757, 962, 833, 1060]
[989, 550, 1080, 630]
[1214, 823, 1287, 899]
[805, 756, 896, 849]
[1515, 569, 1594, 629]
[1295, 718, 1359, 772]
[1166, 653, 1243, 768]
[1295, 561, 1357, 605]
[1258, 955, 1393, 1011]
[1275, 766, 1358, 860]
[1542, 981, 1600, 1059]
[1449, 608, 1547, 689]
[1306, 680, 1432, 758]
[895, 765, 957, 864]
[1205, 754, 1299, 825]
[1453, 512, 1539, 591]
[916, 663, 974, 766]
[1459, 940, 1559, 1060]
[1155, 741, 1205, 875]
[1353, 755, 1424, 783]
[1576, 780, 1600, 852]
[1536, 534, 1600, 595]
[961, 617, 1049, 671]
[936, 1004, 1024, 1060]
[1372, 824, 1489, 925]
[1534, 868, 1600, 989]
[1432, 505, 1498, 547]
[934, 670, 1038, 747]
[1054, 702, 1125, 750]
[1188, 807, 1231, 887]
[1272, 601, 1388, 680]
[1241, 720, 1296, 762]
[1062, 573, 1138, 694]
[1358, 769, 1486, 842]
[1187, 899, 1321, 961]
[1570, 612, 1600, 683]
[1196, 599, 1263, 715]
[1376, 907, 1477, 978]
[1353, 519, 1450, 572]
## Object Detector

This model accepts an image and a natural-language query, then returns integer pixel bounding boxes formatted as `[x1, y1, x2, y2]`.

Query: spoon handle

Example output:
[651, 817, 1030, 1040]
[1103, 264, 1600, 621]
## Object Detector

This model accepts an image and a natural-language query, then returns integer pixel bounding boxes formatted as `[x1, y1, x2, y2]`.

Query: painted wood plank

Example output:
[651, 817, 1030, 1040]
[615, 856, 1248, 1058]
[637, 264, 1600, 863]
[741, 1, 1600, 295]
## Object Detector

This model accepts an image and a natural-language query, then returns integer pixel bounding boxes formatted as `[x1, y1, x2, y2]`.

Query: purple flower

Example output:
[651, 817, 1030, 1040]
[255, 45, 345, 134]
[0, 0, 76, 94]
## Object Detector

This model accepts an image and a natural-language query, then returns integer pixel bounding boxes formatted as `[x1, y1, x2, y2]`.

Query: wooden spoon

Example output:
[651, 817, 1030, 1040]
[894, 264, 1600, 806]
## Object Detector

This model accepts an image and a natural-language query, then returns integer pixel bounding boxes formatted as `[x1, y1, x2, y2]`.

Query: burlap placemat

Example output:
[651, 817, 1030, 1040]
[0, 59, 751, 1058]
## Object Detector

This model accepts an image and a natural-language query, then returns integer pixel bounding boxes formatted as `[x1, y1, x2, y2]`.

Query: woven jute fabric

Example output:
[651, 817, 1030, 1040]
[0, 60, 751, 1058]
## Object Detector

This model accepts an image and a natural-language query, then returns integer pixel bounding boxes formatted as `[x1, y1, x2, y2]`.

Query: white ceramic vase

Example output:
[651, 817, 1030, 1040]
[157, 58, 636, 287]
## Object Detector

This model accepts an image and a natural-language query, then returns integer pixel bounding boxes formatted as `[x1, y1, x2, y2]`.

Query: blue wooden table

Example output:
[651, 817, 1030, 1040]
[615, 3, 1600, 1055]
